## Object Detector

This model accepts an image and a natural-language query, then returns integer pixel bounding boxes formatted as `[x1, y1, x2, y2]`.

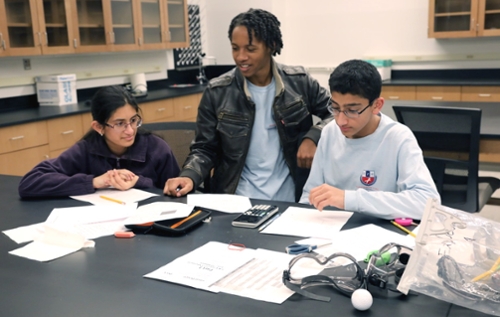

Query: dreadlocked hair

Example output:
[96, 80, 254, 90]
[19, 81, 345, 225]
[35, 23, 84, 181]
[228, 8, 283, 56]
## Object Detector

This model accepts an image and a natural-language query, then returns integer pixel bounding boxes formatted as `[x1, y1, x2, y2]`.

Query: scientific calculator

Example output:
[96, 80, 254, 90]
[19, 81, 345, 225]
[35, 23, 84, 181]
[231, 204, 279, 229]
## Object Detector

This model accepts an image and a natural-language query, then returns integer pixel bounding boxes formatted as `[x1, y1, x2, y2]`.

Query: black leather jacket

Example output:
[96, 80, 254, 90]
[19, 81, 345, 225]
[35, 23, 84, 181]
[180, 60, 332, 196]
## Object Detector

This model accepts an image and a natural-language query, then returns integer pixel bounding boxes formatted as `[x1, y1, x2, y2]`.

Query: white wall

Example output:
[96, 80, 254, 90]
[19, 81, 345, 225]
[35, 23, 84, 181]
[202, 0, 275, 65]
[198, 0, 500, 88]
[277, 0, 500, 69]
[0, 50, 170, 98]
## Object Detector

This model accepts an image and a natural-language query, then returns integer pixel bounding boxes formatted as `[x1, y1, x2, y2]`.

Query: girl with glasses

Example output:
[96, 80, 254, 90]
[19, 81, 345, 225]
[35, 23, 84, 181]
[18, 86, 180, 198]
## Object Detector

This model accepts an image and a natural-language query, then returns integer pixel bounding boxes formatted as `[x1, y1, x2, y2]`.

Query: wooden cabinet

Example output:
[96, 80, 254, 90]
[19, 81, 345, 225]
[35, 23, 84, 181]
[380, 86, 416, 101]
[0, 121, 48, 154]
[0, 121, 49, 175]
[140, 93, 201, 123]
[0, 0, 189, 56]
[47, 114, 84, 157]
[383, 85, 500, 102]
[428, 0, 500, 38]
[0, 0, 75, 56]
[81, 111, 92, 132]
[0, 145, 50, 175]
[477, 0, 500, 36]
[141, 98, 175, 122]
[172, 94, 199, 121]
[461, 86, 500, 101]
[416, 86, 461, 101]
[165, 0, 188, 48]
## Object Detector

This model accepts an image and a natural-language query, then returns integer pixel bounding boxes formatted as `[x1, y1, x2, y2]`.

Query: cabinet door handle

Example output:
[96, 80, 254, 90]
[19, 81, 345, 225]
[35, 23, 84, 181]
[73, 39, 78, 48]
[156, 108, 166, 112]
[431, 96, 443, 100]
[44, 154, 49, 159]
[1, 39, 5, 50]
[44, 32, 48, 46]
[110, 32, 115, 44]
[184, 106, 192, 110]
[388, 96, 400, 100]
[139, 37, 142, 46]
[10, 135, 25, 140]
[0, 33, 5, 50]
[478, 94, 491, 97]
[37, 32, 42, 46]
[61, 130, 74, 135]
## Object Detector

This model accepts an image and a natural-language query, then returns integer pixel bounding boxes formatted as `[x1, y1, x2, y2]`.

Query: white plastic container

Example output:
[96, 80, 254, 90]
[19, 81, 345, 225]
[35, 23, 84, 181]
[36, 74, 77, 106]
[364, 59, 392, 81]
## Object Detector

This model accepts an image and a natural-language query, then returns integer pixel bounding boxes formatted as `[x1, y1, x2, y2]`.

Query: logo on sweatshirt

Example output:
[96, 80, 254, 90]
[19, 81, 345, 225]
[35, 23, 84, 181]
[360, 170, 377, 186]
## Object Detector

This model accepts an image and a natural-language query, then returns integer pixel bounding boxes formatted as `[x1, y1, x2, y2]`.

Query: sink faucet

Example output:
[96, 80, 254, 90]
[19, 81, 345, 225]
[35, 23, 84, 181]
[196, 53, 207, 85]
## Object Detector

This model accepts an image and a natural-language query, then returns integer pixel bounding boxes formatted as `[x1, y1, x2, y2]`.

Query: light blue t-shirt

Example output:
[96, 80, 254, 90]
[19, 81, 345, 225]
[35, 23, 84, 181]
[235, 78, 295, 202]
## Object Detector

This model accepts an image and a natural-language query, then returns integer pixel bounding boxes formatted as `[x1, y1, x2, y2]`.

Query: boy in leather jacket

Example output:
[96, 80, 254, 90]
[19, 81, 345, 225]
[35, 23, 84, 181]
[165, 8, 332, 202]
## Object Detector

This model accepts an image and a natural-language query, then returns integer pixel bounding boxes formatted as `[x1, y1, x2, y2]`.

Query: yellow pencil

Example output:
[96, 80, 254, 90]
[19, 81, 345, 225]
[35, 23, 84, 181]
[171, 210, 202, 229]
[99, 195, 126, 205]
[390, 220, 417, 238]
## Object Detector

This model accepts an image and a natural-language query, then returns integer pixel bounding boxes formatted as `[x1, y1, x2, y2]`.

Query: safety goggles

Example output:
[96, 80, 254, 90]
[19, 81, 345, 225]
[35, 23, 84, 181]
[282, 243, 412, 302]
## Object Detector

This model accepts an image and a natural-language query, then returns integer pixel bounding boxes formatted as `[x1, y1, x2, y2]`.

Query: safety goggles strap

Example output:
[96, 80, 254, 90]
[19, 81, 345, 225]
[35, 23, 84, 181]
[282, 270, 333, 302]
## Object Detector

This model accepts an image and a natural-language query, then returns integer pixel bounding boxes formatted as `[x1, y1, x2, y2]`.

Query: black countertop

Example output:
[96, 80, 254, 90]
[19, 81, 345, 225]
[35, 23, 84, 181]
[385, 68, 500, 86]
[0, 84, 206, 128]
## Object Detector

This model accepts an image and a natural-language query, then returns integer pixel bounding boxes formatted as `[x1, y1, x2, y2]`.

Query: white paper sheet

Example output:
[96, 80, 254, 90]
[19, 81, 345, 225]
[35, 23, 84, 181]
[2, 222, 44, 244]
[123, 202, 194, 225]
[312, 224, 416, 265]
[144, 241, 256, 292]
[70, 188, 157, 205]
[260, 206, 353, 238]
[212, 248, 322, 304]
[187, 194, 252, 213]
[8, 224, 95, 262]
[45, 204, 137, 239]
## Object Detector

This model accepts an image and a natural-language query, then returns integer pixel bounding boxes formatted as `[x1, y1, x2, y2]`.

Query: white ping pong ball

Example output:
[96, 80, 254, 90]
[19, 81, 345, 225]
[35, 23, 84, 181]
[351, 289, 373, 311]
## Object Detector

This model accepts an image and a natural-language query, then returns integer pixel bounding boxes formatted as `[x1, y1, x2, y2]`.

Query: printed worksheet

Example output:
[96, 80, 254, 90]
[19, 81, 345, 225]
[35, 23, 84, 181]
[144, 241, 256, 292]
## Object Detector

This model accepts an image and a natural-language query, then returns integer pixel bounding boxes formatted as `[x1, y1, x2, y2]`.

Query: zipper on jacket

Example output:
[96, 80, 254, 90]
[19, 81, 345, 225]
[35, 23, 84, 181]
[116, 158, 121, 168]
[218, 112, 248, 122]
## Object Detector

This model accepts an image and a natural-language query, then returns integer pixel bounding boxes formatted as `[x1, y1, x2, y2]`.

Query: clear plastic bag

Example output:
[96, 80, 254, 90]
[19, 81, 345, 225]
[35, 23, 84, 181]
[398, 198, 500, 316]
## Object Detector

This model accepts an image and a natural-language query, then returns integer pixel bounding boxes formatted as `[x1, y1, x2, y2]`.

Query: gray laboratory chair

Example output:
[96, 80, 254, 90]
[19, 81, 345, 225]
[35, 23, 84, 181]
[393, 105, 500, 213]
[141, 121, 210, 192]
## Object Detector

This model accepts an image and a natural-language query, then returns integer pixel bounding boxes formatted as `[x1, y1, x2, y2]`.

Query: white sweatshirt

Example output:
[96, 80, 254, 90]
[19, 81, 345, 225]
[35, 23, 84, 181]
[299, 113, 440, 220]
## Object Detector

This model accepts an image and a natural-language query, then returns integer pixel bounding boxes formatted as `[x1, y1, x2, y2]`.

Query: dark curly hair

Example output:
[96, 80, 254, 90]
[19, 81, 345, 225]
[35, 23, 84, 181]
[228, 8, 283, 56]
[328, 60, 382, 103]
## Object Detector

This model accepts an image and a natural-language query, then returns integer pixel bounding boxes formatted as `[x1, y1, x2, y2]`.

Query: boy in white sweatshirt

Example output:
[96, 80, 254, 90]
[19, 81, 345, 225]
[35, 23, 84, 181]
[299, 59, 440, 220]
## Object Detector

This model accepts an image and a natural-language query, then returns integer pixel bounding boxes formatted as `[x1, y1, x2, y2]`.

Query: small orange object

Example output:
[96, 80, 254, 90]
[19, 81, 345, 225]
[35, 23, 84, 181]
[114, 231, 135, 238]
[228, 243, 246, 251]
